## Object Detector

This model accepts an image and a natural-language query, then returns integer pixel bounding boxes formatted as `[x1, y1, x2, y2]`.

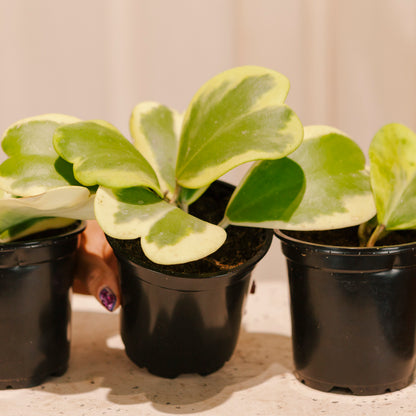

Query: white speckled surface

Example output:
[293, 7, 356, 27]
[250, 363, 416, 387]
[2, 274, 416, 415]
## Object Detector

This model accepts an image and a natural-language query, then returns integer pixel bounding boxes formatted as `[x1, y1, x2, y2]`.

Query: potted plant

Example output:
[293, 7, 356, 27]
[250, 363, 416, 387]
[51, 65, 307, 378]
[0, 114, 94, 388]
[273, 124, 416, 395]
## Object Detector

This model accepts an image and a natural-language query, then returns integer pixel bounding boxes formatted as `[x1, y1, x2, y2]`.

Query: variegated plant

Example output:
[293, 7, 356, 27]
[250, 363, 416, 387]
[248, 122, 416, 248]
[52, 66, 382, 264]
[53, 66, 305, 264]
[0, 114, 95, 242]
[2, 67, 408, 258]
[226, 125, 376, 232]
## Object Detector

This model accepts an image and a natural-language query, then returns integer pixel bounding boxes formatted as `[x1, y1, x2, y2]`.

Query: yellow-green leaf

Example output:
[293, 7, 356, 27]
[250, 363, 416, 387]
[130, 102, 182, 197]
[0, 186, 94, 241]
[0, 114, 81, 196]
[94, 186, 226, 264]
[369, 123, 416, 230]
[94, 186, 175, 240]
[54, 121, 162, 196]
[228, 126, 375, 230]
[143, 209, 226, 265]
[176, 65, 303, 188]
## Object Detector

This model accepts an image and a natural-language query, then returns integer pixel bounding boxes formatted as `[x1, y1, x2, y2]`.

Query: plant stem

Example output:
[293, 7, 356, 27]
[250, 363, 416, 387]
[218, 217, 230, 229]
[358, 222, 368, 247]
[366, 224, 386, 247]
[170, 184, 181, 206]
[181, 202, 189, 213]
[358, 217, 377, 247]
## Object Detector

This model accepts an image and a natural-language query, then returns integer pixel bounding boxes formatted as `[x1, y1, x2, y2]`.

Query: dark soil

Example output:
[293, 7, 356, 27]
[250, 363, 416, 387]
[107, 181, 272, 275]
[283, 227, 416, 248]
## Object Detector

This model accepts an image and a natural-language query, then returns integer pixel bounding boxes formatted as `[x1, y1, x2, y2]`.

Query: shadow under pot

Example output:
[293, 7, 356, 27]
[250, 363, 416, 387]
[0, 221, 85, 389]
[107, 180, 273, 378]
[276, 228, 416, 395]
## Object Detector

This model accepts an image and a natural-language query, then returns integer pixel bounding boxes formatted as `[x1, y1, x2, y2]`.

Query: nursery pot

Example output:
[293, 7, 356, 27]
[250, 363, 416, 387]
[0, 221, 85, 389]
[276, 229, 416, 395]
[107, 181, 273, 378]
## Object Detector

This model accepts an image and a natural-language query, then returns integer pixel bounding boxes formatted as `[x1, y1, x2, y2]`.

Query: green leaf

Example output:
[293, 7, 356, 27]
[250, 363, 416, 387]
[0, 186, 94, 241]
[54, 121, 162, 196]
[178, 185, 210, 207]
[0, 114, 81, 196]
[0, 217, 76, 242]
[94, 186, 175, 239]
[130, 102, 182, 197]
[2, 114, 80, 156]
[231, 126, 375, 230]
[225, 158, 305, 226]
[143, 208, 226, 265]
[94, 186, 226, 264]
[176, 65, 303, 189]
[369, 123, 416, 230]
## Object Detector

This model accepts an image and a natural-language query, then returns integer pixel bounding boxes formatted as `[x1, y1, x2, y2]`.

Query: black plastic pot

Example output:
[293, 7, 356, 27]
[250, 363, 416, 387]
[0, 221, 85, 389]
[107, 181, 273, 378]
[276, 230, 416, 395]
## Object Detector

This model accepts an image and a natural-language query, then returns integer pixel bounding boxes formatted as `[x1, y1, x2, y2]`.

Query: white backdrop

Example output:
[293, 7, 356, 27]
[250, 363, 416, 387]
[0, 0, 415, 279]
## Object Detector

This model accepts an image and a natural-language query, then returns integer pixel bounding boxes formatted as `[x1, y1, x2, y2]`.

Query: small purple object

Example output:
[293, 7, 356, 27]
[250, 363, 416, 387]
[99, 287, 117, 312]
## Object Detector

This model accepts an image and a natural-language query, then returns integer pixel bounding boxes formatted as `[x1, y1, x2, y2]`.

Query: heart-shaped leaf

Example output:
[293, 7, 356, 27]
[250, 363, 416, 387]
[225, 157, 305, 226]
[176, 65, 303, 188]
[369, 123, 416, 230]
[178, 185, 210, 208]
[130, 102, 182, 197]
[227, 126, 375, 230]
[95, 186, 175, 239]
[142, 208, 226, 265]
[95, 186, 226, 264]
[0, 217, 76, 243]
[0, 114, 81, 196]
[54, 121, 162, 196]
[281, 126, 375, 229]
[0, 186, 94, 241]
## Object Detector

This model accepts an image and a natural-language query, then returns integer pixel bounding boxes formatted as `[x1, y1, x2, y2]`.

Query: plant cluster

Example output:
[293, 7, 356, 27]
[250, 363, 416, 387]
[1, 66, 415, 263]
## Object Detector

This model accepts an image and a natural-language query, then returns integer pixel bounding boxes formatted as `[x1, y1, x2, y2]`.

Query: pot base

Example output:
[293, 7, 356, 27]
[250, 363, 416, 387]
[0, 364, 68, 390]
[125, 348, 228, 379]
[295, 372, 413, 396]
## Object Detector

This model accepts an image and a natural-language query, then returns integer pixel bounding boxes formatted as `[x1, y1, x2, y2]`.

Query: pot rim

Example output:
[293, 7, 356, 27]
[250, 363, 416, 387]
[275, 228, 416, 256]
[111, 228, 273, 282]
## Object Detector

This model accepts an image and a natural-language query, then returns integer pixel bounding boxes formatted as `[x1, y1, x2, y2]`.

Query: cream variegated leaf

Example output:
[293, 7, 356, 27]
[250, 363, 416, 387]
[142, 208, 226, 265]
[277, 126, 375, 230]
[94, 186, 226, 264]
[176, 65, 303, 189]
[369, 123, 416, 230]
[0, 218, 76, 243]
[0, 114, 81, 196]
[54, 121, 162, 196]
[94, 186, 176, 240]
[226, 126, 376, 230]
[0, 186, 94, 242]
[2, 113, 81, 156]
[130, 102, 183, 197]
